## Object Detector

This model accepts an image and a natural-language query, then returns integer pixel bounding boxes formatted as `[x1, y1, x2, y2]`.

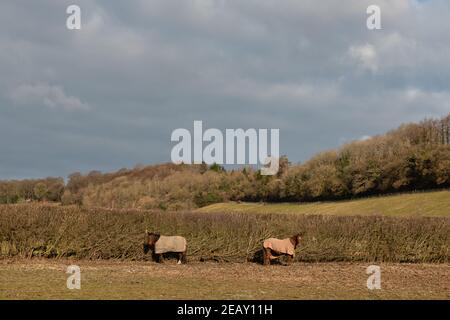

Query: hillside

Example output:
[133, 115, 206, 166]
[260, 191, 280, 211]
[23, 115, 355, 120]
[197, 190, 450, 217]
[1, 113, 449, 210]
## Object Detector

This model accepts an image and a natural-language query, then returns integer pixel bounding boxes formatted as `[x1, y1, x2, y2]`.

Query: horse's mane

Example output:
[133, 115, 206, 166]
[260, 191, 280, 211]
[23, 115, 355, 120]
[152, 232, 161, 241]
[289, 233, 302, 248]
[145, 231, 161, 242]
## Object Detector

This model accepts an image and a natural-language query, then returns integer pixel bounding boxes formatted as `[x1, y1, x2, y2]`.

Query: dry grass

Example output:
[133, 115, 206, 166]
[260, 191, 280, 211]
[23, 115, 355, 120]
[197, 190, 450, 217]
[0, 204, 449, 263]
[0, 259, 448, 300]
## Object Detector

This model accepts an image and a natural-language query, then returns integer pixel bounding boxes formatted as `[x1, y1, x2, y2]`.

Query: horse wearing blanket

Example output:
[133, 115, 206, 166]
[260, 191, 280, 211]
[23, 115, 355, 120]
[263, 233, 302, 265]
[143, 230, 187, 264]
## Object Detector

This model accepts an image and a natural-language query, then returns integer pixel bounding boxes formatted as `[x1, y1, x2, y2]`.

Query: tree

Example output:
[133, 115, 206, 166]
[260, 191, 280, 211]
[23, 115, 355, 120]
[209, 163, 224, 172]
[33, 183, 48, 201]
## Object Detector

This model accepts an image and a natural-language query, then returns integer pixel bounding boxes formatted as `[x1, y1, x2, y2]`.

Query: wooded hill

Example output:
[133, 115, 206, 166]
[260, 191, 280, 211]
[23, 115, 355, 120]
[1, 114, 449, 210]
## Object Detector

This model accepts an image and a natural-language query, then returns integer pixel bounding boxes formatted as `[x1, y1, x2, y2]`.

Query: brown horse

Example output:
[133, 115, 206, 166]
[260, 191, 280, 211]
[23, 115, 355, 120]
[262, 233, 302, 265]
[143, 230, 187, 264]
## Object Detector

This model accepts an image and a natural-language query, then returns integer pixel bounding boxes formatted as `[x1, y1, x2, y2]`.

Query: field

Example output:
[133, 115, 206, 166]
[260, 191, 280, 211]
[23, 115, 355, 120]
[197, 190, 450, 217]
[1, 259, 449, 300]
[1, 194, 449, 300]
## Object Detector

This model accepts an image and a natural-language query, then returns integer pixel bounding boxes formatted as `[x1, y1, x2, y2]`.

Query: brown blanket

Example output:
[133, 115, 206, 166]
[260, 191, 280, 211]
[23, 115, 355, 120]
[154, 235, 187, 254]
[263, 238, 295, 256]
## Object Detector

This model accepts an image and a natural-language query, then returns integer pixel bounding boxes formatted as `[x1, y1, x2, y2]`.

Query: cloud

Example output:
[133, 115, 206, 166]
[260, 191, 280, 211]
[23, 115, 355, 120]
[1, 0, 450, 179]
[359, 135, 372, 141]
[9, 83, 90, 111]
[349, 44, 378, 73]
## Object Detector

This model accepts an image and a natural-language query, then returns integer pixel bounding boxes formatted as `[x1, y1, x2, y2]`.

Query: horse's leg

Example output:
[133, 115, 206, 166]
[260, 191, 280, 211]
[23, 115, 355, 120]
[158, 254, 164, 263]
[286, 255, 293, 266]
[263, 248, 271, 266]
[177, 252, 183, 264]
[181, 248, 187, 264]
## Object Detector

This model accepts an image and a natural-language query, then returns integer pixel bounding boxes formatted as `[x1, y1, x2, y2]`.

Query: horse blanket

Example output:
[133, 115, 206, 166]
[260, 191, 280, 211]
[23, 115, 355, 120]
[155, 235, 187, 254]
[263, 238, 295, 256]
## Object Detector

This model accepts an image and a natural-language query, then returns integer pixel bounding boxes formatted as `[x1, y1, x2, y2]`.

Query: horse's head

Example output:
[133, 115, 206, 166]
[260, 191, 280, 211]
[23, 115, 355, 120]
[143, 230, 160, 254]
[291, 233, 303, 248]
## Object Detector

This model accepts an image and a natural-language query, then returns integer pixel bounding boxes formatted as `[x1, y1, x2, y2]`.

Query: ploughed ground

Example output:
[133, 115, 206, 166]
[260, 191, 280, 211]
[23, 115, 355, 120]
[0, 259, 448, 299]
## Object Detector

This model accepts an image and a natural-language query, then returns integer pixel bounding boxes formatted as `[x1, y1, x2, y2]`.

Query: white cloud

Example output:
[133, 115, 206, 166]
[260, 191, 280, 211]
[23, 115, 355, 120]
[221, 80, 340, 108]
[399, 87, 450, 113]
[9, 83, 90, 111]
[359, 135, 372, 141]
[349, 44, 378, 73]
[75, 12, 146, 61]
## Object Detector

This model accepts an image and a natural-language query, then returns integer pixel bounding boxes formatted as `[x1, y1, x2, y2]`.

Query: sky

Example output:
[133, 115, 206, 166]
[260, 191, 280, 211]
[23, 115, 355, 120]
[1, 0, 449, 179]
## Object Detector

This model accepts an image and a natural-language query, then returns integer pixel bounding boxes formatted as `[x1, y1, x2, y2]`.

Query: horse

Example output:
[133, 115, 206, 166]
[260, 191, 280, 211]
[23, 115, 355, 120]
[262, 233, 303, 266]
[143, 230, 187, 264]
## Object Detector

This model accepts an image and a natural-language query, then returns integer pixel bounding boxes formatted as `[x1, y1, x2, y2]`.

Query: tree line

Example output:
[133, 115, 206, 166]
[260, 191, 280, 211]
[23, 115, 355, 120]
[1, 114, 449, 209]
[0, 178, 64, 204]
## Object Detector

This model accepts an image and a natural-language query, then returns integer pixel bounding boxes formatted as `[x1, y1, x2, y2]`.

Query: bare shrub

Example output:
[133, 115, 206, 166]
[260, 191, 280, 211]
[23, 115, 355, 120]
[0, 204, 448, 263]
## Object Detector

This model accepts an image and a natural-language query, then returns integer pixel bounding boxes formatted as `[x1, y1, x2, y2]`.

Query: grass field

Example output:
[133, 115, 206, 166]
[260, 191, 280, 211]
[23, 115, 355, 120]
[0, 259, 448, 300]
[197, 190, 450, 217]
[1, 192, 449, 300]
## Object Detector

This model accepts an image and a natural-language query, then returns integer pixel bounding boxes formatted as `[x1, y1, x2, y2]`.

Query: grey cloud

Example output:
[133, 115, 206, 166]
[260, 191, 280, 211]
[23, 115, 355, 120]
[10, 83, 90, 111]
[0, 0, 450, 179]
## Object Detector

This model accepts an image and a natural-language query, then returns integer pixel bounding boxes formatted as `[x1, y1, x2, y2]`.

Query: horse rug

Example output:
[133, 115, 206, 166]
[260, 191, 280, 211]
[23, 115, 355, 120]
[155, 235, 187, 254]
[263, 238, 295, 256]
